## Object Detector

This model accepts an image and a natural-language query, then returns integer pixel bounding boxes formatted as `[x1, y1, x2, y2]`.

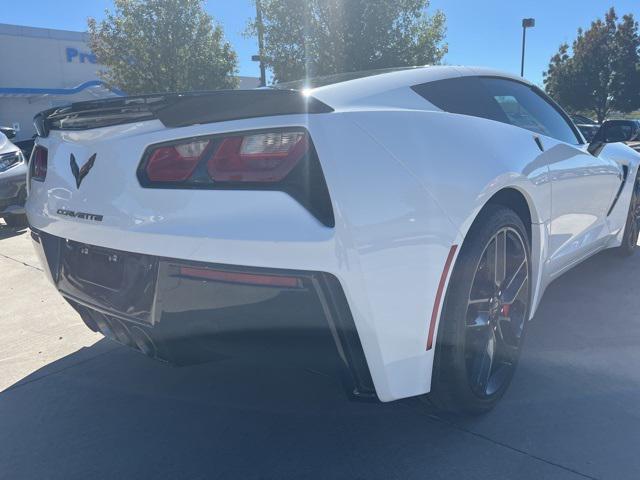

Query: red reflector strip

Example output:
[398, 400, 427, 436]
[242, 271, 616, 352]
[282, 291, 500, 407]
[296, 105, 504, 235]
[179, 266, 302, 288]
[426, 245, 458, 350]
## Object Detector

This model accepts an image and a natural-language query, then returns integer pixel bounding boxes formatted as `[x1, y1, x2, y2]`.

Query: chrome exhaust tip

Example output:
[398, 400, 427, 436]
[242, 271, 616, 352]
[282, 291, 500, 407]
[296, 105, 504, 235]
[109, 318, 134, 347]
[93, 314, 115, 339]
[129, 326, 157, 358]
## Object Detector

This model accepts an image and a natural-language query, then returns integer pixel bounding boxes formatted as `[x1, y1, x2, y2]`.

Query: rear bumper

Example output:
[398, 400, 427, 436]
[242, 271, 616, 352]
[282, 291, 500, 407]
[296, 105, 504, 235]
[31, 228, 376, 400]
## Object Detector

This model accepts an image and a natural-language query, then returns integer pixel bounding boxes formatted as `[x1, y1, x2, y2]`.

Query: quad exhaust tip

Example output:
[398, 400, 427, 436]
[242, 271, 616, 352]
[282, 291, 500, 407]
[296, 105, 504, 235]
[90, 311, 157, 359]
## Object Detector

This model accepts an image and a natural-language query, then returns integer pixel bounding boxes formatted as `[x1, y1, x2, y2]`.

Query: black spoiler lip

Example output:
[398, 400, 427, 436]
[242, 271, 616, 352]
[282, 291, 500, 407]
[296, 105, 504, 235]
[33, 89, 334, 137]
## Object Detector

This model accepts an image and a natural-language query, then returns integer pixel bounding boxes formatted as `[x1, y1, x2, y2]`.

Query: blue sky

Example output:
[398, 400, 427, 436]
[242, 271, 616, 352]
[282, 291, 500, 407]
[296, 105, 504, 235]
[2, 0, 639, 86]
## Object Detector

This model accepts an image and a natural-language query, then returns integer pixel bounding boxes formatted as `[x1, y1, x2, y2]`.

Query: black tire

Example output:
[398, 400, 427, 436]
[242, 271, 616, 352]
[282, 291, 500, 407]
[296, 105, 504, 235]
[616, 172, 640, 257]
[429, 205, 531, 414]
[3, 213, 28, 228]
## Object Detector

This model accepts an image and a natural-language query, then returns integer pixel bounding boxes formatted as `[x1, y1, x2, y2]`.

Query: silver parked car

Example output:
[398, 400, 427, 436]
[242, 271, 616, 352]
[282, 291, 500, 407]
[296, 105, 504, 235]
[0, 127, 28, 228]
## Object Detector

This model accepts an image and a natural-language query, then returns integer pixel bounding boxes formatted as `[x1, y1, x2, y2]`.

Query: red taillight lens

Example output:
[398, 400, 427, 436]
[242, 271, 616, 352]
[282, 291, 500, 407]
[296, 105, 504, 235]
[145, 139, 210, 182]
[31, 146, 48, 181]
[207, 131, 308, 182]
[142, 131, 308, 184]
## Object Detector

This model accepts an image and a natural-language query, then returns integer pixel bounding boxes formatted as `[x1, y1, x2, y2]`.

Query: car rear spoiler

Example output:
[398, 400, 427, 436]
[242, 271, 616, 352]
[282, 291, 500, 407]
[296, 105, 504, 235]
[33, 89, 334, 137]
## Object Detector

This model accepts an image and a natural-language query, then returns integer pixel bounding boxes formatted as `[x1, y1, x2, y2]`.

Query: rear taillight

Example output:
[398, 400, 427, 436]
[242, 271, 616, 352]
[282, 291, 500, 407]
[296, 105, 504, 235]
[207, 131, 307, 182]
[141, 129, 308, 184]
[145, 139, 210, 182]
[31, 146, 48, 181]
[138, 128, 334, 227]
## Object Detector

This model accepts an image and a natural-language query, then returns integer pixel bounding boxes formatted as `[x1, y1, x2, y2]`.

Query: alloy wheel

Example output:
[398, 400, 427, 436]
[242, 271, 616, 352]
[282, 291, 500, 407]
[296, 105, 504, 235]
[627, 177, 640, 249]
[464, 227, 529, 398]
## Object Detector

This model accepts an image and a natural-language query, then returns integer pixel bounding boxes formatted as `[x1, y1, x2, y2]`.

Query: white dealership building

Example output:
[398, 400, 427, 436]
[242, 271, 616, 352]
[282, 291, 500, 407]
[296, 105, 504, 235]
[0, 23, 260, 142]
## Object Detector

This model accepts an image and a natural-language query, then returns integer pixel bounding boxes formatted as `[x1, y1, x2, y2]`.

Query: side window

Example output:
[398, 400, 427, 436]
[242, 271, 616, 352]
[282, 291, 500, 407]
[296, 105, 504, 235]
[492, 95, 549, 135]
[480, 78, 581, 145]
[412, 76, 581, 145]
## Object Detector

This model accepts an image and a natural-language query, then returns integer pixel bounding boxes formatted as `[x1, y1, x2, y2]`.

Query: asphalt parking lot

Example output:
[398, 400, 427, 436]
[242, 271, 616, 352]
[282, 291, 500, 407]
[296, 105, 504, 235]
[2, 223, 640, 480]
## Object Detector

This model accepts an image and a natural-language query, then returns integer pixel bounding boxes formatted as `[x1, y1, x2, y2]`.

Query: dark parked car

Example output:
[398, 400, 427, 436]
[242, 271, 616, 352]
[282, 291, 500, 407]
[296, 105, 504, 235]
[620, 120, 640, 152]
[571, 114, 599, 142]
[0, 127, 28, 228]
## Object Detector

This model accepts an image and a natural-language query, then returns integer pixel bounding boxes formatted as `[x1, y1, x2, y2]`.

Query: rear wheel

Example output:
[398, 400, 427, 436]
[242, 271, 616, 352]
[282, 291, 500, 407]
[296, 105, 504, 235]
[429, 205, 531, 414]
[616, 172, 640, 256]
[3, 213, 28, 228]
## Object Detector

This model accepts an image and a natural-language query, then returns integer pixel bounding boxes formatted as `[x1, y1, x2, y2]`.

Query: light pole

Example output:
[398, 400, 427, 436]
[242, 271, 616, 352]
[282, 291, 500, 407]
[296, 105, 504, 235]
[520, 18, 535, 77]
[253, 0, 267, 87]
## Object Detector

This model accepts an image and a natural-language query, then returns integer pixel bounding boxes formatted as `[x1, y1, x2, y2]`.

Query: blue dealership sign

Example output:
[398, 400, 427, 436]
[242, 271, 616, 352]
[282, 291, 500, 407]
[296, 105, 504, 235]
[66, 47, 97, 64]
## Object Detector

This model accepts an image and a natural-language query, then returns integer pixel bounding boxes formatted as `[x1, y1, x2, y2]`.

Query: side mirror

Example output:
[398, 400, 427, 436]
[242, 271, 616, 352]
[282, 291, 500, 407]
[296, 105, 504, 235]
[0, 126, 16, 140]
[588, 120, 640, 156]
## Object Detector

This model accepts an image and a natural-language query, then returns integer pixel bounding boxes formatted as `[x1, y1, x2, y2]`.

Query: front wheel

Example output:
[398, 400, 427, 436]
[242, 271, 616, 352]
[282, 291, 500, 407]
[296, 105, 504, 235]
[429, 205, 531, 414]
[616, 172, 640, 257]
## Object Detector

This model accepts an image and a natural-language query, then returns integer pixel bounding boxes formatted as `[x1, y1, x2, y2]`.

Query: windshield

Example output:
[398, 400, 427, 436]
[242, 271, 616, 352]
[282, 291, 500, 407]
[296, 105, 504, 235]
[571, 114, 597, 125]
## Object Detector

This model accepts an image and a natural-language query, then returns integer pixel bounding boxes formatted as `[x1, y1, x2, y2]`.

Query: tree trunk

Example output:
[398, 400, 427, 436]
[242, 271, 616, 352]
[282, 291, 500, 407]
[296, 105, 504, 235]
[595, 96, 609, 124]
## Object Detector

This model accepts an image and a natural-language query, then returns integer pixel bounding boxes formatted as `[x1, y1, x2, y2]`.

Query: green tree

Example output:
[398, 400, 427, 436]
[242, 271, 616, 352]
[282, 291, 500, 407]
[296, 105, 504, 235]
[544, 8, 640, 123]
[248, 0, 447, 83]
[88, 0, 238, 94]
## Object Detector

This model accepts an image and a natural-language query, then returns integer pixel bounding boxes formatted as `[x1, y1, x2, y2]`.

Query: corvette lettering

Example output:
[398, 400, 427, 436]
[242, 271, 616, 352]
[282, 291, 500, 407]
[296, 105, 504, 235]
[56, 209, 103, 222]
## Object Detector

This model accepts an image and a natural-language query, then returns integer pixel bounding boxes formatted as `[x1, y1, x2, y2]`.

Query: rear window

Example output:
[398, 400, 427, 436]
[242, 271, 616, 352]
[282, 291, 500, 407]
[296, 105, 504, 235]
[412, 76, 508, 123]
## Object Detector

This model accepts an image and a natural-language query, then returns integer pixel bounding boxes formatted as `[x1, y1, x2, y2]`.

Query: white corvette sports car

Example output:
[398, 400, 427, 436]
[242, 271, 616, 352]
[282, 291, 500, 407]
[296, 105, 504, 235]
[26, 66, 640, 412]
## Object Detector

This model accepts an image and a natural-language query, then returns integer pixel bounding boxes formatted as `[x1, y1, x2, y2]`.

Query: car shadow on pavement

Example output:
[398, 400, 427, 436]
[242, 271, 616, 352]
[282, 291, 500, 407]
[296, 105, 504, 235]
[2, 249, 640, 479]
[0, 224, 28, 240]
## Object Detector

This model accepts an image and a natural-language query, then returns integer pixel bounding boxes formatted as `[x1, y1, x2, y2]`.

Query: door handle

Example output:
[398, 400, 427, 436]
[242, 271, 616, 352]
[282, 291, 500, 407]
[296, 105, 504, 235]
[533, 136, 544, 152]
